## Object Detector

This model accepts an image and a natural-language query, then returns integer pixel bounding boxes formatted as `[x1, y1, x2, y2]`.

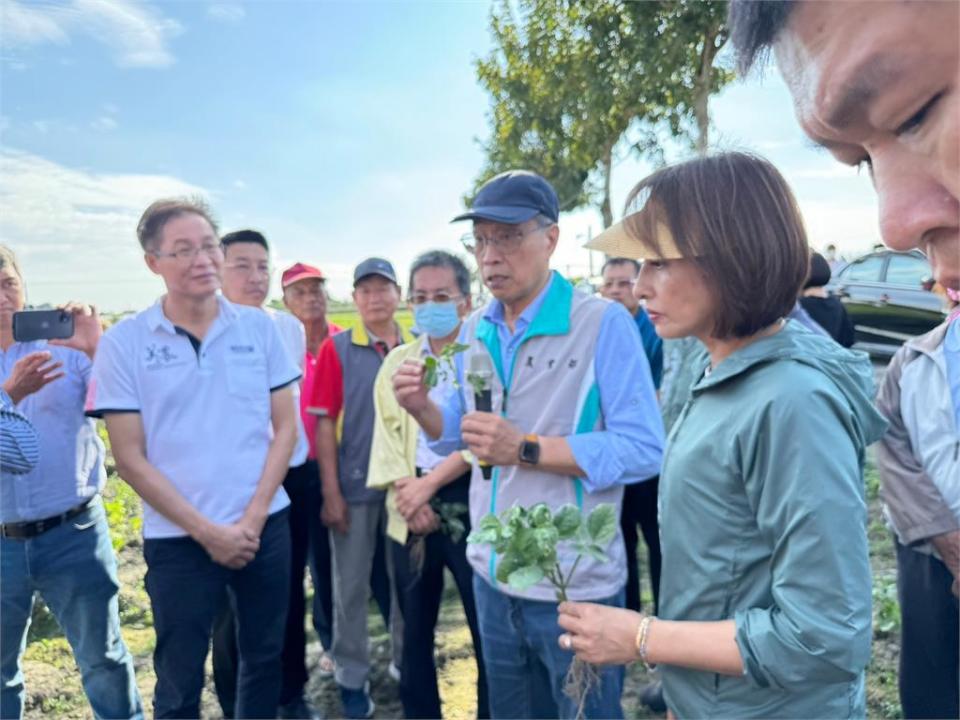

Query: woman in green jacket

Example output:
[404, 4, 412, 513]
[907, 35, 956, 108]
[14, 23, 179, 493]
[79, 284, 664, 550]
[559, 152, 886, 718]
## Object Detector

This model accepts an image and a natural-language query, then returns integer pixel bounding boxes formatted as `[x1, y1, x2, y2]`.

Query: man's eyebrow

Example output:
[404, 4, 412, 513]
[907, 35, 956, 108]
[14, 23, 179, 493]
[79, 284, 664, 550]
[823, 55, 906, 129]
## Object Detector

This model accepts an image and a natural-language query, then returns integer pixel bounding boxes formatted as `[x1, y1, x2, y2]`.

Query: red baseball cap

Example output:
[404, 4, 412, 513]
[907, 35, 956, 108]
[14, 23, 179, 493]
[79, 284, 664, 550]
[281, 262, 326, 289]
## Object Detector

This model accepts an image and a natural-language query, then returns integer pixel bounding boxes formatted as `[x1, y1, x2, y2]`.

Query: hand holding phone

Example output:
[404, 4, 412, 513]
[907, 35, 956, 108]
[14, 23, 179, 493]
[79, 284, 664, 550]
[49, 303, 102, 359]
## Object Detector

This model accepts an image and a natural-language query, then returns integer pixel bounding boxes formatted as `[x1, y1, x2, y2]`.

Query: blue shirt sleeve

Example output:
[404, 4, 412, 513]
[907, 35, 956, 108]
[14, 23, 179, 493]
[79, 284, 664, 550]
[635, 308, 664, 389]
[426, 327, 468, 456]
[1, 388, 40, 475]
[566, 303, 664, 492]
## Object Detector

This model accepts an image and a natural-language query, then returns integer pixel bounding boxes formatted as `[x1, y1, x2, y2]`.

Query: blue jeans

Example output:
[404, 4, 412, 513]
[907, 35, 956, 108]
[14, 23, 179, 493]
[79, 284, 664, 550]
[144, 509, 290, 719]
[473, 575, 625, 720]
[0, 495, 143, 720]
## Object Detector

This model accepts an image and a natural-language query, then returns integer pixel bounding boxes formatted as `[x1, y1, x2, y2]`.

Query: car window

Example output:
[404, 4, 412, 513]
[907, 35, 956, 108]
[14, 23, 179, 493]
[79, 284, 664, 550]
[840, 255, 885, 282]
[884, 254, 930, 286]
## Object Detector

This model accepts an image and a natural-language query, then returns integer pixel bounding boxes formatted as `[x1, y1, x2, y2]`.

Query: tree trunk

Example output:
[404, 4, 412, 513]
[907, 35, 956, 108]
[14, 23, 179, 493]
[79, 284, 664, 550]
[693, 22, 725, 156]
[600, 146, 614, 228]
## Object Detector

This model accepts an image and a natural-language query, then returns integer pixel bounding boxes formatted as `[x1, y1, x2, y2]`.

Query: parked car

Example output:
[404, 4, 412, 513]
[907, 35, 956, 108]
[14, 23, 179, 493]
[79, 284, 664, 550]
[827, 250, 948, 356]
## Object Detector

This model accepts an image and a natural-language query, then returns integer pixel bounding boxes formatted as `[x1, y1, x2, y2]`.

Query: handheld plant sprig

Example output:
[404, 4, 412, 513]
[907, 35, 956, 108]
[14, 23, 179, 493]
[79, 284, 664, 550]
[422, 342, 470, 389]
[467, 502, 618, 719]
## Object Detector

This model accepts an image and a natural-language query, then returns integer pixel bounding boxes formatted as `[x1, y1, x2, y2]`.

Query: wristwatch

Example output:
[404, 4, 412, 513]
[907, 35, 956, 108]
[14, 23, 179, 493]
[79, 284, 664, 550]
[518, 434, 540, 465]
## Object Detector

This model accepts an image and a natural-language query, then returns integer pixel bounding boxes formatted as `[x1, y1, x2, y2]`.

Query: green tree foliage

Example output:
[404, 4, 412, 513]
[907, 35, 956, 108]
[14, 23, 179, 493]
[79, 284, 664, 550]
[475, 0, 731, 226]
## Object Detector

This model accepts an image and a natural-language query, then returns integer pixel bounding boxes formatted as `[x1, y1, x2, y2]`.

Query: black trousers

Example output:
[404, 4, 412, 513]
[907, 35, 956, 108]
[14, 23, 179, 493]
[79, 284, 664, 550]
[146, 510, 290, 719]
[620, 476, 661, 615]
[390, 474, 489, 719]
[213, 461, 336, 715]
[896, 540, 959, 720]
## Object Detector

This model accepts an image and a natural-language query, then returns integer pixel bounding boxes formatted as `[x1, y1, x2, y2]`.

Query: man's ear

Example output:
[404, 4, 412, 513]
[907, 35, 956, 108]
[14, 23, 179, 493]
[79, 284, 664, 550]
[145, 252, 162, 276]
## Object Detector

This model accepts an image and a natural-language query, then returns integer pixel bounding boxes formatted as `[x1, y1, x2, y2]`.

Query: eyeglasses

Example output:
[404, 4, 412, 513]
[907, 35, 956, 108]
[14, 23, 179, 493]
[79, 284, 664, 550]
[224, 262, 270, 277]
[152, 243, 223, 263]
[408, 292, 463, 306]
[460, 221, 553, 256]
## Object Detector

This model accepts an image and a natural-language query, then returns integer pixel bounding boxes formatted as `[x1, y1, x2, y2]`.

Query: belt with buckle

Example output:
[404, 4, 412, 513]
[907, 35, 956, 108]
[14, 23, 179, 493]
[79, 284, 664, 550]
[1, 499, 95, 540]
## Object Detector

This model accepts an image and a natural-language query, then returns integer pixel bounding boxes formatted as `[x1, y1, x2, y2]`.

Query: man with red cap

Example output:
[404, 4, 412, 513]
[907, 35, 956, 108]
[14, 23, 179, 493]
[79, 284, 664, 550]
[280, 261, 343, 686]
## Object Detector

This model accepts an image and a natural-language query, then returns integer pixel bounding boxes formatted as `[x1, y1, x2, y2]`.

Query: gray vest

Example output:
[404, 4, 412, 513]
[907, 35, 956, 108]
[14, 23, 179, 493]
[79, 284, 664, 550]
[461, 274, 626, 602]
[332, 326, 400, 504]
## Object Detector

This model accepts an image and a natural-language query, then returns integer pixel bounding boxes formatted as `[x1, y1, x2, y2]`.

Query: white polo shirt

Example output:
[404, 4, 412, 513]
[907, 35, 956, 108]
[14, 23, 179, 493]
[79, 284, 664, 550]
[86, 296, 300, 539]
[265, 308, 309, 468]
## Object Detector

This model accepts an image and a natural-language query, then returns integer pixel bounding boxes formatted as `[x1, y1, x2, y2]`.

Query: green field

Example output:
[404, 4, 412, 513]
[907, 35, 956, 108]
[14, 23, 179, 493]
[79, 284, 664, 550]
[327, 309, 415, 334]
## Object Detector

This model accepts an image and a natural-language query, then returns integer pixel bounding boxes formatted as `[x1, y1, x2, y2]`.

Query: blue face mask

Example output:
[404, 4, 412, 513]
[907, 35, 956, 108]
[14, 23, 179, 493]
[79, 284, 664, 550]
[413, 301, 461, 339]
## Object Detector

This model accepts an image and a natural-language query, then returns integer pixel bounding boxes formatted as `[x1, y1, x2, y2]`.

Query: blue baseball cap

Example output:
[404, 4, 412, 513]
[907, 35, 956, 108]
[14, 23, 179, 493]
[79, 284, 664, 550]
[452, 170, 560, 225]
[353, 257, 398, 286]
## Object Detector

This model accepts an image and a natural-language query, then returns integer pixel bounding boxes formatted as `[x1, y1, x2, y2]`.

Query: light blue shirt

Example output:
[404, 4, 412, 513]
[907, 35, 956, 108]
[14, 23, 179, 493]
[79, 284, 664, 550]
[944, 317, 960, 430]
[430, 273, 664, 490]
[0, 342, 105, 523]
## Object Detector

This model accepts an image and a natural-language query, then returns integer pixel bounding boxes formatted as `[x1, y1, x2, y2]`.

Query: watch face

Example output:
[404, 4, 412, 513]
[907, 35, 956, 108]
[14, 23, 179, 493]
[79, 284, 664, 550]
[520, 439, 540, 464]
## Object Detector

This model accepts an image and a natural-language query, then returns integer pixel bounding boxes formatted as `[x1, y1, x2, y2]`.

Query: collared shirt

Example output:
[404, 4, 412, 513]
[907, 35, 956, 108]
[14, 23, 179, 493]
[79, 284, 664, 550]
[0, 387, 40, 476]
[431, 273, 664, 491]
[265, 308, 308, 467]
[944, 315, 960, 431]
[300, 321, 345, 461]
[633, 307, 663, 389]
[1, 342, 105, 522]
[415, 339, 459, 472]
[86, 296, 300, 538]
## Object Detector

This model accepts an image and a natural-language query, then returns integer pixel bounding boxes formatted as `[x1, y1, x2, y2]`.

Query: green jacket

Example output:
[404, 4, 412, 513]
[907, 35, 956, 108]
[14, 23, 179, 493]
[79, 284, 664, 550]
[659, 322, 887, 719]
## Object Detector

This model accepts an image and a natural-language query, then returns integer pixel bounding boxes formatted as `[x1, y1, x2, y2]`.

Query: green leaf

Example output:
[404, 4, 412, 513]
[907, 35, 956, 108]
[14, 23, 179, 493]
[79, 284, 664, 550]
[573, 541, 609, 563]
[553, 504, 581, 539]
[423, 356, 438, 388]
[495, 553, 522, 585]
[507, 564, 545, 590]
[586, 503, 618, 546]
[467, 513, 502, 545]
[530, 503, 552, 528]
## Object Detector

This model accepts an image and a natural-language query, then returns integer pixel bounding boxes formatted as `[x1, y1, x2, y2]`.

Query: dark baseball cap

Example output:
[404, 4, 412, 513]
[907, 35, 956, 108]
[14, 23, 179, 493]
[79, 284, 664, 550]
[353, 257, 398, 286]
[452, 170, 560, 225]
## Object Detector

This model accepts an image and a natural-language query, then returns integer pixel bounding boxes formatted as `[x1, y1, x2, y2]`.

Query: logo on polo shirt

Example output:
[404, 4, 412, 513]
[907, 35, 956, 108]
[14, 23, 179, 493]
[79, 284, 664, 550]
[145, 344, 179, 370]
[230, 344, 255, 354]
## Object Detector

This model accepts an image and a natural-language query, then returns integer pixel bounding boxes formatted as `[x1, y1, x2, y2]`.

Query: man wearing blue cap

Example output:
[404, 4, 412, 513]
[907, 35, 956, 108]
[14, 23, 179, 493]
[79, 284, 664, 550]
[393, 171, 665, 719]
[307, 258, 411, 718]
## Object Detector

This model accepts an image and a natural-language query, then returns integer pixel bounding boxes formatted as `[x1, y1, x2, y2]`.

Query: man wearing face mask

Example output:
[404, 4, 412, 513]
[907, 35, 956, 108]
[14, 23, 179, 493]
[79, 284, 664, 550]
[368, 250, 488, 720]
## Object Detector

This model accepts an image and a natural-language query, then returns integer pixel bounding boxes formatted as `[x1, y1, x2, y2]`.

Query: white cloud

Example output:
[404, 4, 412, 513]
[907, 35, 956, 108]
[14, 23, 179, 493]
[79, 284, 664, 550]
[207, 3, 246, 23]
[0, 148, 209, 311]
[0, 0, 181, 68]
[91, 115, 118, 131]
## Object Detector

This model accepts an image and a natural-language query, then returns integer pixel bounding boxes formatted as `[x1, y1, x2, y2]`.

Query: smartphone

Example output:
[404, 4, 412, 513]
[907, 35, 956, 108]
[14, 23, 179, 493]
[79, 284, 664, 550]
[12, 309, 75, 343]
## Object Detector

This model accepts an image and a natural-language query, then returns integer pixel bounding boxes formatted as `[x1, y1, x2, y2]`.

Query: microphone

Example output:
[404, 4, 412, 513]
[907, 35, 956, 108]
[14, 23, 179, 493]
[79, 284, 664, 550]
[468, 352, 495, 480]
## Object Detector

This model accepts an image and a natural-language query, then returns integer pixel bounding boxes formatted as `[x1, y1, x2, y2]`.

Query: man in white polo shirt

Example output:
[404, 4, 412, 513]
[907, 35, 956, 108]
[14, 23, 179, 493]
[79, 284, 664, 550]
[212, 228, 319, 720]
[86, 199, 300, 719]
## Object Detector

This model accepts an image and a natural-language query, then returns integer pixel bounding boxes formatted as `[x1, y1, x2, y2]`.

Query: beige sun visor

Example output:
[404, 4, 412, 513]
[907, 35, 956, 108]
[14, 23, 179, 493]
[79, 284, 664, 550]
[585, 215, 684, 260]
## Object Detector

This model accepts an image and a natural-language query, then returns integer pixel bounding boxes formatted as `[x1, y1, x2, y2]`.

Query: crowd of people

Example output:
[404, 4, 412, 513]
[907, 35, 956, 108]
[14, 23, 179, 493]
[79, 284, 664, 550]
[1, 1, 958, 720]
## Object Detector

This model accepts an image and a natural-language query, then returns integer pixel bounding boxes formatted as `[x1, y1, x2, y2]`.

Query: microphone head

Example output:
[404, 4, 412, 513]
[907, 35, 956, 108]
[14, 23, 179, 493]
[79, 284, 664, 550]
[468, 350, 494, 386]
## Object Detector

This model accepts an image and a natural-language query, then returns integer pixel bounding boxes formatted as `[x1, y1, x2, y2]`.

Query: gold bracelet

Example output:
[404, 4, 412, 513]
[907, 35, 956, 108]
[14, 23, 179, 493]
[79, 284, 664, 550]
[634, 616, 650, 659]
[639, 615, 657, 668]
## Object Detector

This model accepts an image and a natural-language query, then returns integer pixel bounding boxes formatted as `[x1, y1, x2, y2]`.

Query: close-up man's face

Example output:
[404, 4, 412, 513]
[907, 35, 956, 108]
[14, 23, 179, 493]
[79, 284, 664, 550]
[352, 275, 400, 326]
[471, 217, 558, 305]
[775, 0, 959, 290]
[146, 213, 223, 299]
[221, 242, 270, 308]
[600, 262, 640, 314]
[283, 277, 327, 323]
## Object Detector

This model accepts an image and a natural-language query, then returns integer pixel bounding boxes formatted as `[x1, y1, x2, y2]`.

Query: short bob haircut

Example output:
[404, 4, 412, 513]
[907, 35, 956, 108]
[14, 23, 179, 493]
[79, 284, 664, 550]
[137, 197, 218, 252]
[623, 151, 809, 339]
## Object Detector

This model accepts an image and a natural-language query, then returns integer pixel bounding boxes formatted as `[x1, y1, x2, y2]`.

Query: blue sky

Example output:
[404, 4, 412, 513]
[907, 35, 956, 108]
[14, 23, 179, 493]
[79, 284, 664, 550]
[0, 0, 883, 312]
